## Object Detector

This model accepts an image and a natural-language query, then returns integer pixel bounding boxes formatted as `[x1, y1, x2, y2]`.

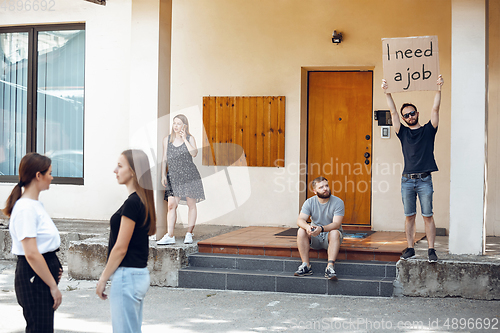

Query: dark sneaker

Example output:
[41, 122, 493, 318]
[428, 248, 438, 263]
[294, 263, 312, 276]
[324, 266, 338, 281]
[400, 247, 415, 260]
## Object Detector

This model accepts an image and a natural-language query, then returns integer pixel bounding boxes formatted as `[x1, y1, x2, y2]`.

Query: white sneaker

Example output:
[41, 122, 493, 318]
[184, 232, 193, 244]
[157, 234, 175, 245]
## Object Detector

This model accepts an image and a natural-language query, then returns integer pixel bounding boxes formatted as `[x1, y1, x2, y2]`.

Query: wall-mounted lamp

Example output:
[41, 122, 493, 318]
[332, 30, 343, 44]
[84, 0, 106, 5]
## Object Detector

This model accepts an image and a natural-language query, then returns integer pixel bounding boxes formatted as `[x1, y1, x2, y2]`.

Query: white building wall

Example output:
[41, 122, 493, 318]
[169, 0, 452, 230]
[449, 0, 487, 254]
[486, 0, 500, 236]
[0, 0, 162, 220]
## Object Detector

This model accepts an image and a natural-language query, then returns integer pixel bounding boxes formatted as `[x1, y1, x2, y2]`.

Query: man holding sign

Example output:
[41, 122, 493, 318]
[381, 75, 443, 263]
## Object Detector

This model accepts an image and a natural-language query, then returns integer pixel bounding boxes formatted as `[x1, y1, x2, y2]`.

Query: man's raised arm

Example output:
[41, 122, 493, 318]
[381, 79, 401, 134]
[431, 75, 444, 129]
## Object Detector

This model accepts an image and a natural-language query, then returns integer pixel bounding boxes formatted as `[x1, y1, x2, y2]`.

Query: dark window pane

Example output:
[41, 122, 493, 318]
[36, 30, 85, 178]
[0, 32, 28, 176]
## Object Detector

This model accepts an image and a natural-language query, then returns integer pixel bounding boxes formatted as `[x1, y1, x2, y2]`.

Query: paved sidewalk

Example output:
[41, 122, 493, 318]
[1, 260, 499, 333]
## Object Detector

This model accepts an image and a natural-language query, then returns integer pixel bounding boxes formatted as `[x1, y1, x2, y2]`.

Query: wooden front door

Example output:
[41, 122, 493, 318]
[307, 71, 373, 225]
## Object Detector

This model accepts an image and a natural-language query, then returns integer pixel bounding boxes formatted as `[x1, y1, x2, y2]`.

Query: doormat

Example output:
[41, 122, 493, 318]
[275, 228, 376, 239]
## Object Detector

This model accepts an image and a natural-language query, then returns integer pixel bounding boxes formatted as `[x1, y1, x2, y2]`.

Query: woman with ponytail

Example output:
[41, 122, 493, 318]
[3, 152, 63, 332]
[96, 149, 156, 333]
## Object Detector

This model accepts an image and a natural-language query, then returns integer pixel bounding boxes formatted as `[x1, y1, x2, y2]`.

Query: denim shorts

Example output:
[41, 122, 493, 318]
[401, 174, 434, 217]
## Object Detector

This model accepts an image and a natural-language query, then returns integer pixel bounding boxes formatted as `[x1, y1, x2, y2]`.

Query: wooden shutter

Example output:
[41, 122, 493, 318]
[203, 96, 285, 167]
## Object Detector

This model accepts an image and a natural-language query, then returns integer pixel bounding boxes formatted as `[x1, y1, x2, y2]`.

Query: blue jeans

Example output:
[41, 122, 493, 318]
[110, 267, 150, 333]
[401, 174, 434, 217]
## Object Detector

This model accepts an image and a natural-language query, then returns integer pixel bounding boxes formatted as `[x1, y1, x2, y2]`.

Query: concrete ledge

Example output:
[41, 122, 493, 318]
[396, 259, 500, 300]
[1, 227, 99, 262]
[2, 220, 240, 288]
[148, 244, 198, 287]
[67, 237, 108, 281]
[1, 219, 109, 261]
[68, 238, 199, 287]
[0, 226, 14, 260]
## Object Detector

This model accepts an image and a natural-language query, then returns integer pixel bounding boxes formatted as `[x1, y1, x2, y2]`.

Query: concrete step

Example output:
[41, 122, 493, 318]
[187, 252, 396, 277]
[178, 253, 396, 297]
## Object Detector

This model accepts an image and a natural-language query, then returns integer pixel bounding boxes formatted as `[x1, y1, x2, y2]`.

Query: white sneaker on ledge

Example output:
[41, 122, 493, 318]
[184, 232, 193, 244]
[157, 234, 175, 245]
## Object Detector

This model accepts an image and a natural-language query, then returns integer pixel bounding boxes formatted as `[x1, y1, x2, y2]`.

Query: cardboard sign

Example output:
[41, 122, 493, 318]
[382, 36, 439, 93]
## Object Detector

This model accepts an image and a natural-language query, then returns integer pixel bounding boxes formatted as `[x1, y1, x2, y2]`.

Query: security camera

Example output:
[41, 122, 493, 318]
[332, 31, 343, 44]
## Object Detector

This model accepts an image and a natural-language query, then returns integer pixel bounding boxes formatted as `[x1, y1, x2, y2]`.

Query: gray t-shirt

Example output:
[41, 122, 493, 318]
[300, 195, 345, 233]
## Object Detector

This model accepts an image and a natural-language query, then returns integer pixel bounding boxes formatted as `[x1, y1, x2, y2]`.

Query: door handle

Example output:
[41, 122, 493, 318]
[364, 152, 370, 158]
[365, 159, 370, 165]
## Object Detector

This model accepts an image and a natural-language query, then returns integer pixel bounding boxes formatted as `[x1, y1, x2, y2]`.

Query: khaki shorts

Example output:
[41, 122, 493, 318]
[310, 230, 343, 250]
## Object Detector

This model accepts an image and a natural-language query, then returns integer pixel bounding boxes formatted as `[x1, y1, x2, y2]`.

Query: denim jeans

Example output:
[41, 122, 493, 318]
[401, 174, 434, 217]
[110, 267, 150, 333]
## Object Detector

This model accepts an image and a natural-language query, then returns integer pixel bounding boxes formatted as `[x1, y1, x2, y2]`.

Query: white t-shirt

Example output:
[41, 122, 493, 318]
[9, 198, 60, 256]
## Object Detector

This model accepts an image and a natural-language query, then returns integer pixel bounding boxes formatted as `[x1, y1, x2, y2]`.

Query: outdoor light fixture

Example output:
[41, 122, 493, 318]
[332, 30, 343, 44]
[84, 0, 106, 5]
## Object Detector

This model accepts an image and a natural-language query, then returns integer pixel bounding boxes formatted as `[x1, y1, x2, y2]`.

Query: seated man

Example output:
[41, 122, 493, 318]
[295, 176, 344, 280]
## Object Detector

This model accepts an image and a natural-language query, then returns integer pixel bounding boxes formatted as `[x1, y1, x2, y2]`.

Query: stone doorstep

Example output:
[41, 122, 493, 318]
[178, 267, 395, 297]
[395, 259, 500, 300]
[179, 253, 396, 297]
[187, 252, 397, 278]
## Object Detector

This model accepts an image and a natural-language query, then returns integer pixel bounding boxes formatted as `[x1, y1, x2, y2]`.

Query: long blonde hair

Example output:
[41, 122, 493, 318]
[169, 114, 192, 143]
[121, 149, 157, 235]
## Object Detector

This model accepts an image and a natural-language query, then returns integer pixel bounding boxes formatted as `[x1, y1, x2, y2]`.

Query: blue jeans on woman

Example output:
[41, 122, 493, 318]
[110, 267, 150, 333]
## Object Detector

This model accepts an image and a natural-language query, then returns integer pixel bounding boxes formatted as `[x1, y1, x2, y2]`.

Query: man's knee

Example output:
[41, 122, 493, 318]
[405, 214, 416, 222]
[328, 230, 340, 242]
[297, 228, 311, 245]
[422, 215, 434, 223]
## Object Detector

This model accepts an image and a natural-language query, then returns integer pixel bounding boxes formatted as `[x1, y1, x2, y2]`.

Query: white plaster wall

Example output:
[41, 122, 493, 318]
[170, 0, 452, 231]
[0, 0, 162, 220]
[449, 0, 487, 254]
[486, 0, 500, 236]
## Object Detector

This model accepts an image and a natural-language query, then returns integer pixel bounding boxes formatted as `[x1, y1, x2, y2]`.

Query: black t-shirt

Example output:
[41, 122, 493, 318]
[108, 192, 150, 268]
[396, 120, 438, 174]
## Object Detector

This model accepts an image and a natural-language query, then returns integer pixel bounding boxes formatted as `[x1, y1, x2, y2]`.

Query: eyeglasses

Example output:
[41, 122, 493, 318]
[402, 110, 417, 119]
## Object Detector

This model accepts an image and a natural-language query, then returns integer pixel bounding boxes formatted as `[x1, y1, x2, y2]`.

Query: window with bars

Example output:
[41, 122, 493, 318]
[0, 24, 85, 184]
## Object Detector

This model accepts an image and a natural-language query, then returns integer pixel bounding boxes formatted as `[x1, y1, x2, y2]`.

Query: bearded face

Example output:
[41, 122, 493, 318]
[401, 107, 419, 126]
[404, 114, 419, 126]
[317, 189, 331, 199]
[314, 180, 331, 199]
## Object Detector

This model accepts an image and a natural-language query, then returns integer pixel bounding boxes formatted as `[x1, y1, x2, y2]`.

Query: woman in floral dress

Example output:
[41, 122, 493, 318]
[157, 114, 205, 245]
